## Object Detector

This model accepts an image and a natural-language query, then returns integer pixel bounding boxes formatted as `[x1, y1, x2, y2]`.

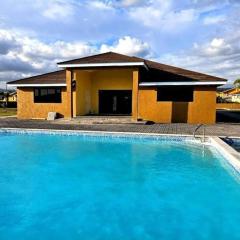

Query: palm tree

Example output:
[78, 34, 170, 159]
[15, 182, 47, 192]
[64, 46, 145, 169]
[234, 78, 240, 88]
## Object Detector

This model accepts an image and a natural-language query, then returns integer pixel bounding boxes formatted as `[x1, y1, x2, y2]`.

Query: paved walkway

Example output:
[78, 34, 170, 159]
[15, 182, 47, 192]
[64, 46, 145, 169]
[0, 117, 240, 137]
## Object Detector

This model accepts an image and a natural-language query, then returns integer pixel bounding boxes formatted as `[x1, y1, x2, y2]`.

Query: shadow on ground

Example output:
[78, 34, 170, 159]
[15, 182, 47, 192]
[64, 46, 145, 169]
[216, 110, 240, 123]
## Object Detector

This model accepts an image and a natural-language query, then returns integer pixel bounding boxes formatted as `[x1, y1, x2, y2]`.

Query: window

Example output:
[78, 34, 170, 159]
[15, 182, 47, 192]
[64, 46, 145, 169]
[157, 86, 193, 102]
[34, 88, 62, 103]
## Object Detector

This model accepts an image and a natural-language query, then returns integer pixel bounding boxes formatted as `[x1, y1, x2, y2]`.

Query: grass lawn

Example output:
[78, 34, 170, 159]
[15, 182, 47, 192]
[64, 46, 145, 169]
[0, 108, 17, 117]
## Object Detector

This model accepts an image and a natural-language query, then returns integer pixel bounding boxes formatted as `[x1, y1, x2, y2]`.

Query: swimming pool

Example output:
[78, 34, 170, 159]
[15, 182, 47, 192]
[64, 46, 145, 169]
[0, 130, 240, 240]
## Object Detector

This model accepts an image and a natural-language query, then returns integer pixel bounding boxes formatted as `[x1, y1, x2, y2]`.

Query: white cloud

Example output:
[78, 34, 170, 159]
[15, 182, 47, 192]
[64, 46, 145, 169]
[0, 29, 151, 84]
[128, 0, 196, 31]
[0, 29, 20, 54]
[89, 0, 147, 8]
[88, 1, 113, 10]
[100, 36, 152, 57]
[203, 15, 225, 25]
[129, 0, 170, 26]
[118, 0, 146, 7]
[42, 0, 75, 20]
[159, 34, 240, 82]
[0, 28, 97, 82]
[191, 0, 229, 8]
[204, 38, 232, 56]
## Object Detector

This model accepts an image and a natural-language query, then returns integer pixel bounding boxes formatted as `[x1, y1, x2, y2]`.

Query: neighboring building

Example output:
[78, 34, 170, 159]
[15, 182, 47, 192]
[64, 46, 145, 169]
[217, 87, 240, 103]
[0, 91, 4, 102]
[223, 87, 240, 95]
[217, 84, 234, 92]
[7, 52, 227, 123]
[0, 91, 17, 107]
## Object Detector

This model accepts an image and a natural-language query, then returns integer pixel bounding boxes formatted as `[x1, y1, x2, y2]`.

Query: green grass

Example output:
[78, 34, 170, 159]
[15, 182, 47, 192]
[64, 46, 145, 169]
[0, 108, 17, 117]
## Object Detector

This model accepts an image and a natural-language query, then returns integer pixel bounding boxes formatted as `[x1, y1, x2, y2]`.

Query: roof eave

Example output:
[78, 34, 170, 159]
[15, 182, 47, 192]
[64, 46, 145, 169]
[57, 62, 145, 68]
[139, 81, 227, 87]
[7, 83, 67, 87]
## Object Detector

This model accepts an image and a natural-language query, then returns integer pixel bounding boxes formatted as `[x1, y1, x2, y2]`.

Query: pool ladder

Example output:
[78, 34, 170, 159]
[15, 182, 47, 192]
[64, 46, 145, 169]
[193, 124, 206, 143]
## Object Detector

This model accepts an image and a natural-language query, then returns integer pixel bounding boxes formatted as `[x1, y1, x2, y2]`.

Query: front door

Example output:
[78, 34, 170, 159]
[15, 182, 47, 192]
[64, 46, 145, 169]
[99, 90, 132, 115]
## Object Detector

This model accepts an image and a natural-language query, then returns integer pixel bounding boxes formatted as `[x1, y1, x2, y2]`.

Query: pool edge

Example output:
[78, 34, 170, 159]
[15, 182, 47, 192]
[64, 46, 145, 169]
[0, 127, 198, 138]
[210, 137, 240, 172]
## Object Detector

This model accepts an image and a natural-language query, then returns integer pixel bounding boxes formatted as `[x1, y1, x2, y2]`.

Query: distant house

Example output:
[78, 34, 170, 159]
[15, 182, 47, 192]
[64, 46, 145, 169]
[223, 87, 240, 95]
[0, 91, 4, 101]
[218, 87, 240, 103]
[7, 52, 227, 123]
[0, 91, 17, 107]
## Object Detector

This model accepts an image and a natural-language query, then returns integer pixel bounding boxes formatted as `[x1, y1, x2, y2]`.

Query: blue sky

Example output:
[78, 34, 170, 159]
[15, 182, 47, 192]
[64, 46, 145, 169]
[0, 0, 239, 87]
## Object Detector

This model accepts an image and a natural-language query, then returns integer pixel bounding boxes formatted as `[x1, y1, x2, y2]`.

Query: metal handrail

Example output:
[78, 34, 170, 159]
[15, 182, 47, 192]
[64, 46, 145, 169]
[193, 124, 206, 142]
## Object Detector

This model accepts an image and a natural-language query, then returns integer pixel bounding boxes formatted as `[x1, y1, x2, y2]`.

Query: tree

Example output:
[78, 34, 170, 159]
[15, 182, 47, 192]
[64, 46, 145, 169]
[234, 78, 240, 88]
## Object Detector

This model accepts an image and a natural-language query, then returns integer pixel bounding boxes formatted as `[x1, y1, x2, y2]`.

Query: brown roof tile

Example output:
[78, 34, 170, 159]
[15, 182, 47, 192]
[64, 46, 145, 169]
[8, 70, 66, 85]
[58, 52, 144, 65]
[145, 60, 226, 82]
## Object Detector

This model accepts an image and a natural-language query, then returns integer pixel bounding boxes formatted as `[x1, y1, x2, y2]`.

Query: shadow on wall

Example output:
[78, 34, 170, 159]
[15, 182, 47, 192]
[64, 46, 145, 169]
[171, 102, 188, 123]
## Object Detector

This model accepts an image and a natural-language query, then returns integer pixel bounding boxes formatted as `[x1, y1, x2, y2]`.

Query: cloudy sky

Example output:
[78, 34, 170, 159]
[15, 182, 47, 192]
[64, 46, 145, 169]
[0, 0, 239, 88]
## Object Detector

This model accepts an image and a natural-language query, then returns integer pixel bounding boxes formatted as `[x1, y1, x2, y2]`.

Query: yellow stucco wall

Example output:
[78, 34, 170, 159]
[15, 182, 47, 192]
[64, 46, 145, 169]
[132, 70, 139, 120]
[17, 87, 69, 119]
[188, 86, 216, 124]
[73, 68, 134, 116]
[65, 69, 73, 118]
[73, 70, 92, 116]
[138, 86, 216, 124]
[137, 87, 172, 122]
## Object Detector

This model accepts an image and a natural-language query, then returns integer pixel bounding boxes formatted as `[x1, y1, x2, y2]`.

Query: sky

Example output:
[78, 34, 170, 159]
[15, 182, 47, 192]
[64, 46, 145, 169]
[0, 0, 239, 88]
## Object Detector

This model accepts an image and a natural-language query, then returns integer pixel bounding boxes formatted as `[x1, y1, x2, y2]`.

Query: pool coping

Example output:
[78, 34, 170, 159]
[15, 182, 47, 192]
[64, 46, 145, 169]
[210, 137, 240, 172]
[0, 127, 201, 139]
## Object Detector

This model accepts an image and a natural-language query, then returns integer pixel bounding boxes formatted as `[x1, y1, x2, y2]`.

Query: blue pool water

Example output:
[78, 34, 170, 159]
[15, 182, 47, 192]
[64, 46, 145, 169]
[0, 132, 240, 240]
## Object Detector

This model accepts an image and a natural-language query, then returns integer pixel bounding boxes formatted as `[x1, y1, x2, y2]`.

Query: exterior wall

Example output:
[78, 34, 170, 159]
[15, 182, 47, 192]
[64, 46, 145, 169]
[188, 86, 216, 124]
[17, 87, 69, 119]
[65, 69, 73, 118]
[138, 86, 216, 124]
[132, 70, 139, 120]
[73, 70, 91, 116]
[73, 68, 134, 115]
[138, 87, 172, 122]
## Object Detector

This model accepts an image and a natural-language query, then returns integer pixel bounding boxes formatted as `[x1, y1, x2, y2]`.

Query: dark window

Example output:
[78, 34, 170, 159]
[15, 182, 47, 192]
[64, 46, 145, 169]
[157, 86, 193, 102]
[34, 88, 62, 103]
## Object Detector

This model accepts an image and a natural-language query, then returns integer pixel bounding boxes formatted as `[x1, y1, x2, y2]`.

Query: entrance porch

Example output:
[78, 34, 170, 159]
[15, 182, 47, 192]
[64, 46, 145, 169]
[71, 68, 139, 118]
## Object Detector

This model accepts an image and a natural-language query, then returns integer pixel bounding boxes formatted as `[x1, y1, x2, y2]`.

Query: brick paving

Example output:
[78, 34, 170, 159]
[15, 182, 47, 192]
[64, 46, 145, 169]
[0, 117, 240, 137]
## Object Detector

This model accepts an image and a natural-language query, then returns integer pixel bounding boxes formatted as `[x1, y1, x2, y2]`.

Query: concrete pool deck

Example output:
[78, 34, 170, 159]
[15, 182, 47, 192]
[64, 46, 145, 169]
[0, 117, 239, 137]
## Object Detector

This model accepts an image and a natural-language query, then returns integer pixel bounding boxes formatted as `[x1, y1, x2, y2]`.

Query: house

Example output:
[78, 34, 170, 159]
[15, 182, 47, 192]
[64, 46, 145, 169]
[0, 91, 4, 102]
[223, 87, 240, 95]
[0, 91, 17, 108]
[218, 87, 240, 103]
[7, 52, 227, 123]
